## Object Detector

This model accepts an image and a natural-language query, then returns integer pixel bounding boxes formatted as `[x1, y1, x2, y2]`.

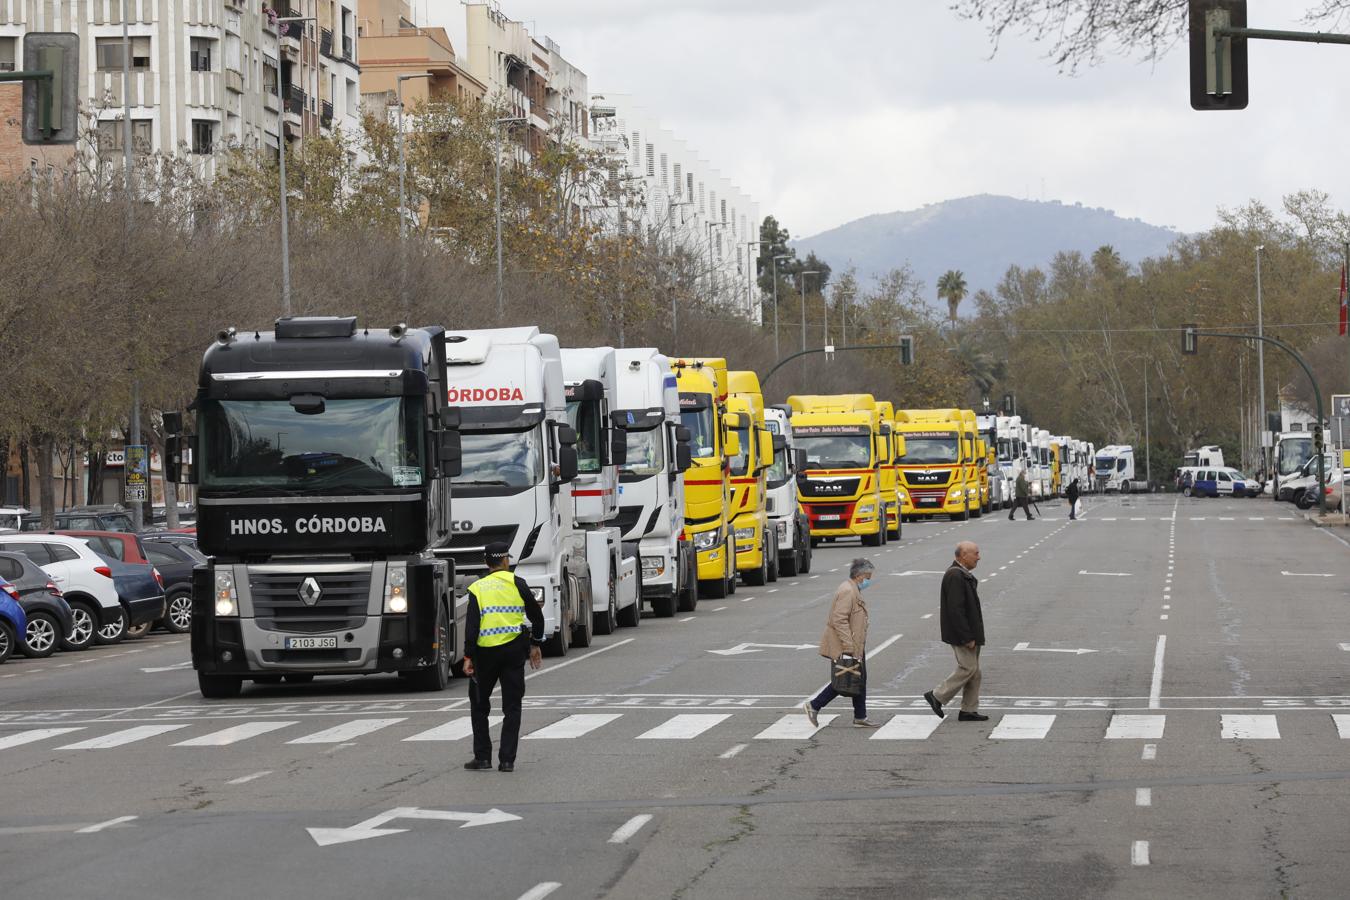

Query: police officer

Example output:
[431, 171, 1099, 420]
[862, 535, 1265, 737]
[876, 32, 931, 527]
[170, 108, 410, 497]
[463, 541, 544, 773]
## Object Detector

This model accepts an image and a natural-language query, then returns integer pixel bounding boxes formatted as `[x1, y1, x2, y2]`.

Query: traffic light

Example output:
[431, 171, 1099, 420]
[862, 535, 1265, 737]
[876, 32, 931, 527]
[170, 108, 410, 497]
[898, 335, 914, 366]
[21, 33, 79, 144]
[1182, 324, 1199, 354]
[1189, 1, 1248, 111]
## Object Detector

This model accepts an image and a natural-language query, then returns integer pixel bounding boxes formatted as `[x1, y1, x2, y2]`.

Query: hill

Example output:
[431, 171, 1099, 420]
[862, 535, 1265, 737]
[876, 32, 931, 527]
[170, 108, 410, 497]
[791, 194, 1180, 312]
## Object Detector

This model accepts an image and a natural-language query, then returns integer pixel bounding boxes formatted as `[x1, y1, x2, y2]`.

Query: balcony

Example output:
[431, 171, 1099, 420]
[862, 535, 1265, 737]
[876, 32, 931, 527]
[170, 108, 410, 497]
[319, 27, 333, 58]
[287, 83, 306, 116]
[320, 100, 333, 128]
[263, 89, 280, 112]
[224, 67, 243, 94]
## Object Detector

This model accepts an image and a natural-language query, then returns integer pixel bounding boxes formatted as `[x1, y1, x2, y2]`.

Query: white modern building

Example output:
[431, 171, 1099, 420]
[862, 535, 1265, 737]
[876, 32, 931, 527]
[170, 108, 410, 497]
[590, 93, 762, 322]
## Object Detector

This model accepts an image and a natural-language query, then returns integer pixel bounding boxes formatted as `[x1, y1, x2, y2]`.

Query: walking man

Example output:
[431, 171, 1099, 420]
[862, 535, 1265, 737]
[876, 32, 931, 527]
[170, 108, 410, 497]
[463, 542, 544, 772]
[1066, 477, 1081, 521]
[1008, 469, 1034, 521]
[803, 558, 879, 728]
[923, 541, 987, 722]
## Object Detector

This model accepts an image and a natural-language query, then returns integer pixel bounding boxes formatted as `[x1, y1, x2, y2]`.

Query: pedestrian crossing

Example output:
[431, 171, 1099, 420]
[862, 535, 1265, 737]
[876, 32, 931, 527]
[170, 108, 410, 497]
[2, 711, 1349, 755]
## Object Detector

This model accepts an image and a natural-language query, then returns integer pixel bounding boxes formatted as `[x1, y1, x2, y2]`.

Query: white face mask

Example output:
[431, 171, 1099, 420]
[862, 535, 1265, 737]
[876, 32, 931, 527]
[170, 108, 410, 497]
[858, 577, 872, 590]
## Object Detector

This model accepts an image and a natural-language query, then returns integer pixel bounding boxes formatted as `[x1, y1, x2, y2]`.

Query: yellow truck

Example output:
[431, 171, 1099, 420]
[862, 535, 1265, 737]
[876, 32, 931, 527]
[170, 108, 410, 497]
[894, 408, 976, 521]
[673, 358, 740, 599]
[958, 409, 984, 519]
[874, 400, 905, 541]
[787, 393, 887, 547]
[727, 371, 777, 585]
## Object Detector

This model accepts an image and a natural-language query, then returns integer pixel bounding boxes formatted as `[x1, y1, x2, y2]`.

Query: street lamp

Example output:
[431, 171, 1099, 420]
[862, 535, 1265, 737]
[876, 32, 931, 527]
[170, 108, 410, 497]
[705, 220, 727, 302]
[771, 254, 790, 360]
[494, 115, 528, 321]
[1255, 244, 1267, 479]
[798, 270, 820, 352]
[396, 73, 432, 315]
[274, 14, 317, 318]
[744, 240, 766, 320]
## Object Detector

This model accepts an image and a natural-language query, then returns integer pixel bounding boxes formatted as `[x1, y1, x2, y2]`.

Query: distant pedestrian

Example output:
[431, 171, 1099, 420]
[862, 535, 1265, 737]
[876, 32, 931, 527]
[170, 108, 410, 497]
[1066, 478, 1080, 520]
[803, 558, 879, 729]
[923, 542, 988, 722]
[463, 542, 544, 773]
[1008, 470, 1034, 521]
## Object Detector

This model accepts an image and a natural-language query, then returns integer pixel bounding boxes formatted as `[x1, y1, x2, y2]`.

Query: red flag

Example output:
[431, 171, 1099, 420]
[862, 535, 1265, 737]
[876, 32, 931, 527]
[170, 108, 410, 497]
[1340, 266, 1348, 337]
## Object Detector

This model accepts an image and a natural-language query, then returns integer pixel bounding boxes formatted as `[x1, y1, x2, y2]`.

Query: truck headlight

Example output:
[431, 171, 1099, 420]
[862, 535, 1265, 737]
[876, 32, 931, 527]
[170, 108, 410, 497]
[947, 487, 962, 500]
[692, 529, 720, 552]
[214, 571, 237, 617]
[856, 503, 875, 516]
[641, 556, 664, 578]
[897, 490, 907, 503]
[383, 562, 408, 614]
[734, 527, 755, 541]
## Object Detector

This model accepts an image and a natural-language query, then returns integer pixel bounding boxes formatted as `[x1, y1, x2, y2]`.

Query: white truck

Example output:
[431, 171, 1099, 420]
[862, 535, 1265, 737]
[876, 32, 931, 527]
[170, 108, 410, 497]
[1031, 428, 1051, 498]
[610, 349, 697, 618]
[561, 348, 642, 638]
[440, 327, 593, 657]
[994, 415, 1023, 504]
[1182, 445, 1225, 469]
[977, 414, 1004, 510]
[1095, 444, 1148, 493]
[764, 405, 813, 576]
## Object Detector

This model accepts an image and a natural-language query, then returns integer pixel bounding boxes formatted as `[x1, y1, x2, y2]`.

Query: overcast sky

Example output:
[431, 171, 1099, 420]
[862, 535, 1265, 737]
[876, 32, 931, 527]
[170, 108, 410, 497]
[422, 1, 1347, 239]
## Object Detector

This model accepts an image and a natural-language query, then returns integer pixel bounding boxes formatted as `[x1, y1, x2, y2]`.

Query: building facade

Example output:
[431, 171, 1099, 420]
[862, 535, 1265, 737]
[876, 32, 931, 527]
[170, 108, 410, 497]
[357, 0, 485, 112]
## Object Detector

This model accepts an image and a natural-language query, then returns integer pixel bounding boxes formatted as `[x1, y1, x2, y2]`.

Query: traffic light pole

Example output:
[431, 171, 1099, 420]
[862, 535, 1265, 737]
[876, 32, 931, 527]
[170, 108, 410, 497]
[1190, 328, 1327, 513]
[761, 341, 913, 387]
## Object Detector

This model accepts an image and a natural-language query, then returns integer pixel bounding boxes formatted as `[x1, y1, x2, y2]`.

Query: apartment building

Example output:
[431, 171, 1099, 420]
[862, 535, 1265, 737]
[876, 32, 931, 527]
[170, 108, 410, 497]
[357, 0, 485, 112]
[591, 94, 762, 322]
[0, 0, 361, 176]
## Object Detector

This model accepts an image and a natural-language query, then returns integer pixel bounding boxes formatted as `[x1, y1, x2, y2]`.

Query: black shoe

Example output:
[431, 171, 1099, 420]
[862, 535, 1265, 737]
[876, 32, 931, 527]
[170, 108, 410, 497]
[463, 758, 492, 770]
[958, 711, 989, 722]
[498, 762, 514, 773]
[923, 690, 945, 719]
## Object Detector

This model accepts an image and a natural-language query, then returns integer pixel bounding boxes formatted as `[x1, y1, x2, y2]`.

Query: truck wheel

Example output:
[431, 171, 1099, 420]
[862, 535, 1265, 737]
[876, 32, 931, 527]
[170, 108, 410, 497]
[953, 505, 969, 522]
[862, 527, 882, 547]
[617, 571, 641, 628]
[800, 540, 813, 574]
[409, 603, 452, 691]
[779, 546, 800, 578]
[767, 538, 780, 583]
[725, 539, 737, 595]
[744, 543, 768, 586]
[594, 574, 617, 636]
[652, 591, 677, 617]
[572, 586, 594, 649]
[699, 568, 729, 599]
[198, 672, 243, 699]
[677, 554, 699, 612]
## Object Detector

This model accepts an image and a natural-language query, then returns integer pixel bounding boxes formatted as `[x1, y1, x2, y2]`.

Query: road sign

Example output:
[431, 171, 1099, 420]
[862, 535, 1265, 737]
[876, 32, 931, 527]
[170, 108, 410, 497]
[20, 32, 79, 143]
[124, 444, 148, 503]
[1332, 394, 1350, 419]
[1188, 1, 1248, 111]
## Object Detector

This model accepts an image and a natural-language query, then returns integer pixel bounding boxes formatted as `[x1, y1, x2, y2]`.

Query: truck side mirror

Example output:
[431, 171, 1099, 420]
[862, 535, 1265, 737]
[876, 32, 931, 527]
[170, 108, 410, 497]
[675, 425, 692, 443]
[609, 429, 627, 467]
[771, 434, 787, 453]
[439, 431, 462, 477]
[795, 448, 808, 472]
[558, 424, 578, 447]
[893, 436, 906, 460]
[676, 442, 693, 473]
[440, 408, 461, 429]
[723, 428, 741, 460]
[162, 411, 183, 436]
[757, 430, 773, 471]
[557, 446, 579, 483]
[165, 435, 196, 485]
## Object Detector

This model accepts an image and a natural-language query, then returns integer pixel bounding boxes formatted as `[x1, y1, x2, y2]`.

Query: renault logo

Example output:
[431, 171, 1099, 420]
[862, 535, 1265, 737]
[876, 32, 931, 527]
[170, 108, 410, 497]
[297, 577, 323, 606]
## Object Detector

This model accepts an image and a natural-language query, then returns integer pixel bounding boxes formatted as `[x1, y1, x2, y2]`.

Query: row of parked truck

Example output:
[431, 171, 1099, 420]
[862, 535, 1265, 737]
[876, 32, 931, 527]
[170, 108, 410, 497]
[160, 318, 1096, 699]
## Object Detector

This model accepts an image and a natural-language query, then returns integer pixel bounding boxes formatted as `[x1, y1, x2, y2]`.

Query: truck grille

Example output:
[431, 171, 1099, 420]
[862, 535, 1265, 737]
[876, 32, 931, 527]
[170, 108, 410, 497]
[903, 470, 951, 487]
[442, 525, 519, 578]
[798, 477, 860, 498]
[250, 571, 371, 634]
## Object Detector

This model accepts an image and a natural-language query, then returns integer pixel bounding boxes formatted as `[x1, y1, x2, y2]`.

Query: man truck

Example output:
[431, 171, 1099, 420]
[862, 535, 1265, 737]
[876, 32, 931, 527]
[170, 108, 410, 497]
[727, 371, 778, 585]
[788, 394, 887, 546]
[894, 408, 975, 521]
[673, 358, 739, 599]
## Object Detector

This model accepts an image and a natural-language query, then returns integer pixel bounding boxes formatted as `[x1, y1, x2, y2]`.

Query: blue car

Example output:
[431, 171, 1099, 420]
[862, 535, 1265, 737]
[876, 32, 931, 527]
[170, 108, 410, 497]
[0, 576, 27, 664]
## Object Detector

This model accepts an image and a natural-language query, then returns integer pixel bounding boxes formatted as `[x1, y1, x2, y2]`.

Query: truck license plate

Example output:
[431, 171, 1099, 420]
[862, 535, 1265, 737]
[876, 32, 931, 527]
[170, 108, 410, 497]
[817, 514, 841, 521]
[919, 498, 939, 505]
[285, 636, 337, 650]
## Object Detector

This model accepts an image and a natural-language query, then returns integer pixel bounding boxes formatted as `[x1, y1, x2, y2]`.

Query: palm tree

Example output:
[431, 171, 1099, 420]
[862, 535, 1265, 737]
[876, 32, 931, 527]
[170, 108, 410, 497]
[937, 269, 968, 328]
[954, 333, 1001, 396]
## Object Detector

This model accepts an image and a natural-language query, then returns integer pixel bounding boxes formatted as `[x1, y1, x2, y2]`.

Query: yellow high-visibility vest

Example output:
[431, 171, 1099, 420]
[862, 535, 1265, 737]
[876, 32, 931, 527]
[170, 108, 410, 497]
[469, 569, 526, 648]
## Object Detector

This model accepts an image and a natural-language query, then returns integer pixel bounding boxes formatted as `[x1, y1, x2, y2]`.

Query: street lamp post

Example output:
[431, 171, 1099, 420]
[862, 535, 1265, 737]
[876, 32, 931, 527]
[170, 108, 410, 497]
[1255, 244, 1268, 477]
[705, 221, 727, 302]
[396, 73, 431, 315]
[771, 254, 790, 360]
[744, 240, 765, 320]
[494, 115, 528, 321]
[274, 14, 317, 318]
[665, 199, 694, 347]
[798, 270, 820, 352]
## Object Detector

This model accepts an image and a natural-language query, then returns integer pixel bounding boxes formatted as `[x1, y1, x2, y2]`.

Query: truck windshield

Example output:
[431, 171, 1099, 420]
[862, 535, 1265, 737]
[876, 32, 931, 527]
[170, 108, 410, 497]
[729, 426, 750, 476]
[680, 400, 716, 458]
[619, 428, 664, 477]
[199, 398, 424, 492]
[1277, 437, 1313, 477]
[796, 434, 872, 469]
[903, 435, 960, 464]
[996, 438, 1013, 462]
[565, 401, 603, 474]
[453, 427, 544, 490]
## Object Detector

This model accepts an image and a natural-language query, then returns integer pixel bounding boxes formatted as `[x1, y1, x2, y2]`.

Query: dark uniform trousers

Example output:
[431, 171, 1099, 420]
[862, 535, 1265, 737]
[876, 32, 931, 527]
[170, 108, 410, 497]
[469, 635, 530, 764]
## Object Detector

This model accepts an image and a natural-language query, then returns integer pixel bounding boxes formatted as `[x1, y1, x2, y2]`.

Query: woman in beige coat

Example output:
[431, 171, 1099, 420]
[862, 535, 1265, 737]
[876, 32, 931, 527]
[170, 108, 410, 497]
[803, 558, 878, 728]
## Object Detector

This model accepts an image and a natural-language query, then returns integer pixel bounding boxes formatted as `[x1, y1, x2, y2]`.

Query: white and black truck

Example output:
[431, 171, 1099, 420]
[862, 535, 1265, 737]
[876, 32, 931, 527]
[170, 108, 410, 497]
[764, 405, 813, 576]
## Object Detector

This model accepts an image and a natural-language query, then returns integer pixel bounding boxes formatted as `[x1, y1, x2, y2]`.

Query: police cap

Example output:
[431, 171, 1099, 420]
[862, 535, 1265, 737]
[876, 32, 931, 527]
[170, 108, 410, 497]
[484, 541, 511, 567]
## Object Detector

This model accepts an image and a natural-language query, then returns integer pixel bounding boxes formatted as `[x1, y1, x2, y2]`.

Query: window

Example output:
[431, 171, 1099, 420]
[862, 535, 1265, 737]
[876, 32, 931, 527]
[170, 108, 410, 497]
[645, 143, 654, 177]
[631, 131, 640, 167]
[86, 535, 124, 560]
[0, 557, 22, 580]
[145, 545, 183, 567]
[96, 119, 153, 154]
[190, 37, 214, 72]
[191, 119, 214, 155]
[673, 163, 682, 196]
[0, 543, 49, 565]
[686, 172, 694, 198]
[96, 36, 152, 71]
[0, 36, 15, 73]
[45, 543, 80, 563]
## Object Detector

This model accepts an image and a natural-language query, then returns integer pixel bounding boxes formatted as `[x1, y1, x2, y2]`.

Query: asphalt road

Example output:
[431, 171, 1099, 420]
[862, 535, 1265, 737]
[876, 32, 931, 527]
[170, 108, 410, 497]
[3, 493, 1349, 899]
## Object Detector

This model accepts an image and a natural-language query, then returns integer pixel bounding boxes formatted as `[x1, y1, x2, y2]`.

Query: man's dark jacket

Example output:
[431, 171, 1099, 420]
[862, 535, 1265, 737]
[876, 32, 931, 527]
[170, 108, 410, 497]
[1066, 481, 1080, 503]
[939, 562, 984, 646]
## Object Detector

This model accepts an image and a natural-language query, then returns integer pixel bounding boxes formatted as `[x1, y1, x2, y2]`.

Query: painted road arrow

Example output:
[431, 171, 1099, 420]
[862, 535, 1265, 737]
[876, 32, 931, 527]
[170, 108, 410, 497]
[1013, 642, 1097, 655]
[308, 806, 521, 846]
[1078, 570, 1132, 577]
[707, 643, 817, 656]
[1281, 571, 1336, 577]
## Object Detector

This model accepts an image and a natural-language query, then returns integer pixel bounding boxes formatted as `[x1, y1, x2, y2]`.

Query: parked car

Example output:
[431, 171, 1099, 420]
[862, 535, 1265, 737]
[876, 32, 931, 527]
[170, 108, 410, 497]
[149, 504, 196, 530]
[0, 551, 74, 658]
[1184, 467, 1259, 498]
[21, 505, 135, 533]
[0, 506, 29, 532]
[139, 533, 202, 634]
[57, 531, 166, 640]
[0, 577, 26, 663]
[0, 533, 125, 649]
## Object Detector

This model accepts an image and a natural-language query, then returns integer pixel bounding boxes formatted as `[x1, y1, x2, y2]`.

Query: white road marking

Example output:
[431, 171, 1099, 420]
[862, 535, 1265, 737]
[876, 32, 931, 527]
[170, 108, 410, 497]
[403, 716, 501, 742]
[174, 721, 298, 747]
[680, 617, 695, 622]
[59, 724, 189, 750]
[1162, 605, 1170, 610]
[524, 714, 623, 740]
[755, 713, 837, 739]
[1248, 517, 1265, 521]
[526, 638, 635, 681]
[1149, 636, 1167, 710]
[1339, 643, 1350, 652]
[1132, 840, 1150, 866]
[76, 815, 138, 834]
[740, 596, 753, 602]
[1142, 744, 1157, 760]
[287, 718, 406, 745]
[871, 715, 944, 740]
[636, 714, 732, 740]
[719, 743, 747, 758]
[989, 715, 1056, 740]
[517, 883, 562, 900]
[0, 727, 83, 749]
[1281, 571, 1335, 577]
[1105, 715, 1166, 740]
[767, 588, 779, 593]
[1332, 715, 1350, 738]
[227, 771, 273, 785]
[921, 613, 933, 619]
[712, 606, 727, 612]
[436, 698, 470, 712]
[1078, 570, 1131, 577]
[608, 814, 654, 844]
[1221, 714, 1280, 739]
[1160, 614, 1169, 620]
[1136, 788, 1152, 807]
[1130, 517, 1146, 521]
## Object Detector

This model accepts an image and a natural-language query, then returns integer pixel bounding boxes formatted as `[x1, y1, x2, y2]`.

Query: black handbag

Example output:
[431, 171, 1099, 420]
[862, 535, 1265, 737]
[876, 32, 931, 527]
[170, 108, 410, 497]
[830, 654, 865, 697]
